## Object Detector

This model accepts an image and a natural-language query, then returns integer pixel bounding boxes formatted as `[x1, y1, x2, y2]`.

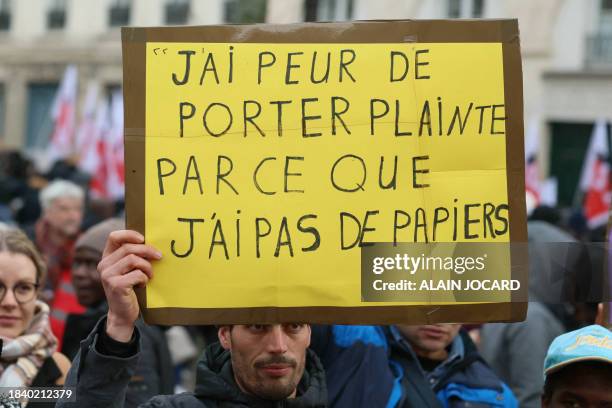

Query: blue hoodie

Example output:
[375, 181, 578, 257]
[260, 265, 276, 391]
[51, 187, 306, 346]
[311, 325, 518, 408]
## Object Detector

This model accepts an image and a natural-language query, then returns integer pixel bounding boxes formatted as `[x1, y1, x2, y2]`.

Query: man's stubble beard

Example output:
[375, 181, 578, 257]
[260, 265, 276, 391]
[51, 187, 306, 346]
[231, 350, 306, 400]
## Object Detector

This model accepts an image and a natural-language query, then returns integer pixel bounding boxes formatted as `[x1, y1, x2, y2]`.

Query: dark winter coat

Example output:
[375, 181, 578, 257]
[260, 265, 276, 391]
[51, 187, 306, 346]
[61, 302, 175, 407]
[311, 325, 517, 408]
[56, 317, 327, 407]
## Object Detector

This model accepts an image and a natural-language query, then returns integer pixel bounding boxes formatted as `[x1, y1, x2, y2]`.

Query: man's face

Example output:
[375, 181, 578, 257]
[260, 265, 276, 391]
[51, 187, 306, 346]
[44, 196, 83, 237]
[396, 324, 461, 360]
[71, 247, 105, 307]
[542, 363, 612, 408]
[218, 324, 311, 400]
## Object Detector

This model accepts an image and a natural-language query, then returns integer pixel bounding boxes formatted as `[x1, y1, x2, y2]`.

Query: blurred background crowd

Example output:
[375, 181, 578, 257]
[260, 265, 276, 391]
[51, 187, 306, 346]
[2, 0, 612, 246]
[0, 1, 610, 407]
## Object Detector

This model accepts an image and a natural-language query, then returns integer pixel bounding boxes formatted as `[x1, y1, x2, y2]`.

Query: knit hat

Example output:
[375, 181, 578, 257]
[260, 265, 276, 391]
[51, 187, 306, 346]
[75, 218, 124, 253]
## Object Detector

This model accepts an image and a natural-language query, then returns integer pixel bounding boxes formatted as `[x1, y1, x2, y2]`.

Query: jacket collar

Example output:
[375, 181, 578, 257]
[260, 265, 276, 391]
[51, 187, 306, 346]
[387, 325, 465, 384]
[194, 343, 327, 407]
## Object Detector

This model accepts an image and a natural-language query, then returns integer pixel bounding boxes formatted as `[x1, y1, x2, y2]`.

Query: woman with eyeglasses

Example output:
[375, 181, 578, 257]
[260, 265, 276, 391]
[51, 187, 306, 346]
[0, 224, 70, 407]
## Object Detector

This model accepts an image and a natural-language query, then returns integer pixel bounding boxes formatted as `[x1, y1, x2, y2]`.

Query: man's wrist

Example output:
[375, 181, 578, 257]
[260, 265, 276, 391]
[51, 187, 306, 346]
[105, 313, 135, 343]
[97, 316, 138, 358]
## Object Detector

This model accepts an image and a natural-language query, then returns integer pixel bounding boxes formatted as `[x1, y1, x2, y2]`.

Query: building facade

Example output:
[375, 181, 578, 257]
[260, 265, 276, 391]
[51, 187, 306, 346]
[0, 0, 609, 206]
[0, 0, 263, 150]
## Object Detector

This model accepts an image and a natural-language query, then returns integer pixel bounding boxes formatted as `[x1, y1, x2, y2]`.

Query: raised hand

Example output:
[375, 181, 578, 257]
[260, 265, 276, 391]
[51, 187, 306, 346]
[98, 230, 162, 342]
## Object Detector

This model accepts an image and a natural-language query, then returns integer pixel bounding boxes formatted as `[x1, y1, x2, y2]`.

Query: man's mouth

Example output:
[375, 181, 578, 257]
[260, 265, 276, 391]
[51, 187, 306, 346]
[420, 326, 447, 339]
[255, 357, 296, 378]
[259, 364, 293, 377]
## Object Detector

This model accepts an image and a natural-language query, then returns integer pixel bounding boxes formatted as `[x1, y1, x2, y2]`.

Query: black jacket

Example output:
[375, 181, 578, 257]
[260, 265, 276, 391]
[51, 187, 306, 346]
[57, 317, 327, 407]
[146, 342, 328, 407]
[61, 302, 175, 407]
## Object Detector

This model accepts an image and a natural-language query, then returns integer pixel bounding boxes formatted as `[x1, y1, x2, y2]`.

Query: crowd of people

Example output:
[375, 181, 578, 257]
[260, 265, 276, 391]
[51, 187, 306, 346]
[0, 150, 610, 407]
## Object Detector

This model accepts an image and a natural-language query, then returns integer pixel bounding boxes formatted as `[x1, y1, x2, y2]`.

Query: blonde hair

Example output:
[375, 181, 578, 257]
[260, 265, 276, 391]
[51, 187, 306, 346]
[0, 223, 47, 285]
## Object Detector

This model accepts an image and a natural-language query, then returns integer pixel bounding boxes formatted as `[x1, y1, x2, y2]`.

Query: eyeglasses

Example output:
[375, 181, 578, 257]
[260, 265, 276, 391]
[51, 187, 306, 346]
[0, 282, 39, 304]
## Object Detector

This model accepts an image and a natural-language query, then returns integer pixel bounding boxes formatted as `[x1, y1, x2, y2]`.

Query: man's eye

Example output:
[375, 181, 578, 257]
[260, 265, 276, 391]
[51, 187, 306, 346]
[561, 400, 582, 408]
[74, 260, 98, 269]
[247, 325, 266, 332]
[285, 323, 304, 332]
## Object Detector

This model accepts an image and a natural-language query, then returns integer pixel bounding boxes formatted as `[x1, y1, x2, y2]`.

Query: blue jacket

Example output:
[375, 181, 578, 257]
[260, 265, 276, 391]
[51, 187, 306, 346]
[311, 325, 517, 408]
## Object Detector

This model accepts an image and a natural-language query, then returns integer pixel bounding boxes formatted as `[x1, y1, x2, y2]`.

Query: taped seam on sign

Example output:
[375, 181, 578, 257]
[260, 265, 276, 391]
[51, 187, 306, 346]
[125, 127, 145, 136]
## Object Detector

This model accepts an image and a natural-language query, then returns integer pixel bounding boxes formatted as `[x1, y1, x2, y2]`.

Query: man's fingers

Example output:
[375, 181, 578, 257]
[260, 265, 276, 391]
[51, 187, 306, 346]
[98, 243, 161, 273]
[103, 230, 145, 258]
[121, 269, 149, 289]
[106, 270, 149, 294]
[102, 253, 154, 280]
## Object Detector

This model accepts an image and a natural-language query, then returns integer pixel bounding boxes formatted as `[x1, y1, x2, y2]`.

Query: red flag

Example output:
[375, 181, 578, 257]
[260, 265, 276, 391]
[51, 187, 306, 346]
[75, 82, 99, 171]
[579, 119, 611, 229]
[89, 100, 111, 199]
[47, 65, 78, 164]
[524, 117, 541, 210]
[106, 91, 124, 200]
[89, 91, 124, 200]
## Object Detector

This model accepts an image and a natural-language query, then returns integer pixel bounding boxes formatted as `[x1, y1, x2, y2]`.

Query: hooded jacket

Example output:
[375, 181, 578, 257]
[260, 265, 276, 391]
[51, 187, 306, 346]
[57, 317, 328, 408]
[311, 325, 517, 408]
[61, 302, 175, 407]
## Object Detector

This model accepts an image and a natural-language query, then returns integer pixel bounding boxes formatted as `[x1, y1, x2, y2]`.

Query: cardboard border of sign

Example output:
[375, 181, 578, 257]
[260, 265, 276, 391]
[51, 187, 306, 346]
[122, 19, 528, 325]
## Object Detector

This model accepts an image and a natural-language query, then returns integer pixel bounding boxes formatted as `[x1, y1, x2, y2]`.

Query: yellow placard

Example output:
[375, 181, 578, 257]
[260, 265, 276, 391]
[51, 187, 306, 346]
[144, 42, 511, 310]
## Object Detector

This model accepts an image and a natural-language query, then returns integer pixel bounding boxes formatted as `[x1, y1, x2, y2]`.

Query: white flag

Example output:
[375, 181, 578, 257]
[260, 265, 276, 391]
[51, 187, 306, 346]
[579, 119, 611, 228]
[75, 81, 99, 168]
[524, 117, 541, 210]
[46, 65, 78, 164]
[106, 91, 125, 200]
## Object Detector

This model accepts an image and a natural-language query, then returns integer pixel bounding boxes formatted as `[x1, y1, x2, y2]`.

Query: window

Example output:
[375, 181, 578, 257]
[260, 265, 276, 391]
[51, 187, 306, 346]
[549, 122, 612, 206]
[165, 0, 190, 25]
[601, 0, 612, 33]
[448, 0, 485, 18]
[224, 0, 266, 24]
[106, 84, 122, 102]
[587, 0, 612, 65]
[0, 0, 10, 31]
[447, 0, 461, 18]
[47, 0, 66, 30]
[304, 0, 353, 22]
[25, 84, 58, 149]
[109, 0, 131, 27]
[472, 0, 484, 17]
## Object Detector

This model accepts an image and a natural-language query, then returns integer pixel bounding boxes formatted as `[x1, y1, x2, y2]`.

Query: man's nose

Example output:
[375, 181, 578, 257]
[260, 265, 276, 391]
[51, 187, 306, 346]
[72, 264, 88, 280]
[265, 325, 289, 354]
[71, 208, 82, 220]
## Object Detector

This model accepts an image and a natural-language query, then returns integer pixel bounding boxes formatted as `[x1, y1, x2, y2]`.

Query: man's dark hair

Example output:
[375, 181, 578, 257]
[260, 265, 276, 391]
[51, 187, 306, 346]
[529, 205, 561, 226]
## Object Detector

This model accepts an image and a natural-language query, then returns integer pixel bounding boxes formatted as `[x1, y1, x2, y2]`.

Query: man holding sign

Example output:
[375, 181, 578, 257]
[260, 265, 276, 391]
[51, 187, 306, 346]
[57, 230, 328, 407]
[58, 17, 528, 408]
